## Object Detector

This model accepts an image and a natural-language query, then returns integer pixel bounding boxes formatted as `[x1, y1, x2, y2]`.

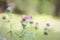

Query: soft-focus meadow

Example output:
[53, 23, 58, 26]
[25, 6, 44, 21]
[0, 13, 60, 40]
[0, 0, 60, 40]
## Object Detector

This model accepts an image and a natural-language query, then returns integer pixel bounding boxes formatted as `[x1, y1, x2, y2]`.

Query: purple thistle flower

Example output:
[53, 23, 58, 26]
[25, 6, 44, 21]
[29, 16, 32, 19]
[7, 2, 15, 8]
[22, 16, 28, 19]
[22, 18, 26, 21]
[46, 23, 50, 27]
[22, 16, 29, 21]
[25, 16, 28, 19]
[8, 3, 12, 7]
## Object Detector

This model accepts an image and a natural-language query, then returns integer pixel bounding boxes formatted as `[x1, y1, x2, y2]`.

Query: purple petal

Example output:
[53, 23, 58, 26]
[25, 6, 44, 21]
[8, 3, 14, 7]
[25, 16, 28, 19]
[29, 16, 32, 19]
[22, 16, 32, 21]
[22, 16, 28, 19]
[27, 16, 32, 20]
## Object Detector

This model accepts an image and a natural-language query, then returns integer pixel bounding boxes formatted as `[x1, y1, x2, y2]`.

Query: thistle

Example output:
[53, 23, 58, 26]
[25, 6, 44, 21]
[19, 15, 34, 40]
[28, 16, 33, 24]
[44, 23, 50, 35]
[46, 23, 50, 27]
[21, 16, 27, 29]
[7, 2, 15, 13]
[35, 22, 39, 30]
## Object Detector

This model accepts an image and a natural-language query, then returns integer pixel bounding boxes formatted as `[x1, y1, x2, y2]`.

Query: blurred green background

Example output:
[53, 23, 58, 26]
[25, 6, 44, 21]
[6, 0, 54, 15]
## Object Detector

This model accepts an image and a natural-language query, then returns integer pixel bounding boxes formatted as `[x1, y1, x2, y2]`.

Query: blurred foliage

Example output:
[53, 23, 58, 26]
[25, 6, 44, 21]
[6, 0, 54, 15]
